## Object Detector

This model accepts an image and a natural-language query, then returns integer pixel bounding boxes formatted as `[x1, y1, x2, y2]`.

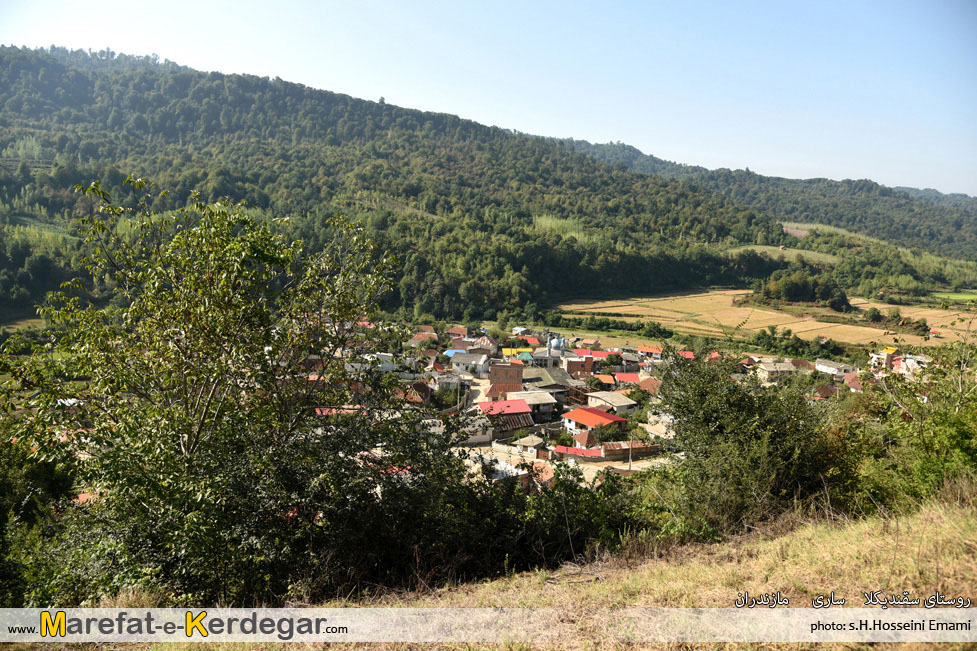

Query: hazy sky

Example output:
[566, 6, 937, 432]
[2, 0, 976, 195]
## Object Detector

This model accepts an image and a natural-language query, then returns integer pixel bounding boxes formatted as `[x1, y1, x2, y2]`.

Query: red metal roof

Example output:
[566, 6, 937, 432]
[614, 372, 641, 384]
[477, 399, 531, 415]
[518, 335, 541, 346]
[563, 407, 628, 428]
[678, 350, 695, 360]
[573, 349, 610, 359]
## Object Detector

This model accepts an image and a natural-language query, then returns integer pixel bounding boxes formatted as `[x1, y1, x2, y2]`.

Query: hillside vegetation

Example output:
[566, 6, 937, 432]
[4, 46, 977, 324]
[365, 491, 977, 614]
[0, 45, 791, 321]
[574, 140, 977, 260]
[3, 188, 977, 610]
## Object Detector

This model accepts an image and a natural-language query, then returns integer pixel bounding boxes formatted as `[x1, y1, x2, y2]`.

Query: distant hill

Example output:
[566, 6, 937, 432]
[569, 141, 977, 260]
[562, 139, 707, 179]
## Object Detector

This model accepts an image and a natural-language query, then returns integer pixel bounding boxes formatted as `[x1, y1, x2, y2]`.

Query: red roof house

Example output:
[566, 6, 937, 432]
[614, 372, 641, 384]
[478, 399, 531, 416]
[639, 377, 662, 395]
[562, 407, 628, 432]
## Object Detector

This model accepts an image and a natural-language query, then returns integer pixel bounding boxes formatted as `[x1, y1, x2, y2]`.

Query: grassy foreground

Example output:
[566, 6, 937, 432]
[23, 491, 975, 650]
[367, 498, 975, 613]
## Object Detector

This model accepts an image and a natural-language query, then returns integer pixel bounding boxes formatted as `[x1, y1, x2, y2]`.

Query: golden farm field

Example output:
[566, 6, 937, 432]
[560, 289, 967, 347]
[849, 298, 975, 342]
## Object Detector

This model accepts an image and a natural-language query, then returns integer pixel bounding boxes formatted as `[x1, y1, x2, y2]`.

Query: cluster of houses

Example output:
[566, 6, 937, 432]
[742, 344, 931, 397]
[401, 325, 680, 464]
[338, 322, 938, 489]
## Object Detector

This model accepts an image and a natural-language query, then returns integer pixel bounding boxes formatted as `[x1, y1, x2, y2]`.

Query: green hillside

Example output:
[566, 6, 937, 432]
[573, 140, 977, 259]
[1, 45, 976, 322]
[0, 46, 793, 320]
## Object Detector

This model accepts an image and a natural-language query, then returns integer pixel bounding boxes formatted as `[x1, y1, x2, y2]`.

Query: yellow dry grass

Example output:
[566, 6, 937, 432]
[69, 493, 976, 651]
[559, 290, 971, 347]
[75, 499, 977, 651]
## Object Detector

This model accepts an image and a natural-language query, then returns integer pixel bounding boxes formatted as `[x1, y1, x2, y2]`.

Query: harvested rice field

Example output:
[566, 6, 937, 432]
[560, 289, 973, 347]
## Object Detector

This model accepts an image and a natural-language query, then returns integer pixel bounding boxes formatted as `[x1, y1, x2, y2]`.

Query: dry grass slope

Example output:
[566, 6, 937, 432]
[26, 494, 972, 651]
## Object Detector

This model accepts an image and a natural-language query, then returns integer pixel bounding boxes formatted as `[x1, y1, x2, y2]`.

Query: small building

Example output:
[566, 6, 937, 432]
[586, 391, 638, 415]
[506, 390, 558, 421]
[451, 353, 490, 377]
[471, 335, 499, 355]
[600, 440, 659, 461]
[639, 376, 662, 396]
[562, 407, 629, 438]
[870, 346, 902, 370]
[812, 384, 842, 400]
[815, 358, 856, 380]
[477, 399, 535, 437]
[522, 367, 581, 403]
[790, 358, 816, 373]
[490, 361, 524, 384]
[446, 325, 470, 338]
[613, 372, 641, 385]
[637, 345, 663, 360]
[563, 354, 594, 378]
[843, 370, 863, 392]
[407, 332, 438, 347]
[756, 361, 797, 383]
[485, 383, 523, 401]
[511, 433, 546, 453]
[593, 373, 616, 388]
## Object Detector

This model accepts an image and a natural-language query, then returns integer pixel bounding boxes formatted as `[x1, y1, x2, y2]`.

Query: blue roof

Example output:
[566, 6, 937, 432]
[444, 349, 466, 358]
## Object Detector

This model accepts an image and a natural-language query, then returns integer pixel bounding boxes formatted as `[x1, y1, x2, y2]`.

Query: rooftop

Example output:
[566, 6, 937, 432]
[478, 399, 531, 416]
[588, 391, 638, 408]
[563, 407, 629, 428]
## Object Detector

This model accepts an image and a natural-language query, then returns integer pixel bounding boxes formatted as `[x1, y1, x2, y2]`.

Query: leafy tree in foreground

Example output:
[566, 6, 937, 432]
[0, 179, 641, 606]
[655, 354, 855, 535]
[1, 179, 474, 605]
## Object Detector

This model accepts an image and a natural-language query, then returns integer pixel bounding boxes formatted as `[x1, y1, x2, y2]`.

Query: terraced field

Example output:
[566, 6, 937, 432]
[726, 244, 839, 264]
[560, 289, 974, 347]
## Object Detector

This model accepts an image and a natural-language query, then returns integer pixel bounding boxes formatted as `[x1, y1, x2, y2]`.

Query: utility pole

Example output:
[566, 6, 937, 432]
[628, 426, 633, 471]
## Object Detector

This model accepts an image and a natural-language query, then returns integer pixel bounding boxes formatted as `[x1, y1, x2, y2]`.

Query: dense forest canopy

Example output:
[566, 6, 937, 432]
[0, 45, 792, 319]
[574, 140, 977, 260]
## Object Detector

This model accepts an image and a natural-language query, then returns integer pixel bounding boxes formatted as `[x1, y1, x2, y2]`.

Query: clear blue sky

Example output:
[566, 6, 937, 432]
[2, 0, 976, 195]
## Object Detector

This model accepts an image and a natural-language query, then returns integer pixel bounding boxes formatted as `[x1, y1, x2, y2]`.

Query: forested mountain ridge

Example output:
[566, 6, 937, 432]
[562, 139, 708, 180]
[0, 45, 789, 319]
[1, 45, 974, 322]
[572, 140, 977, 259]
